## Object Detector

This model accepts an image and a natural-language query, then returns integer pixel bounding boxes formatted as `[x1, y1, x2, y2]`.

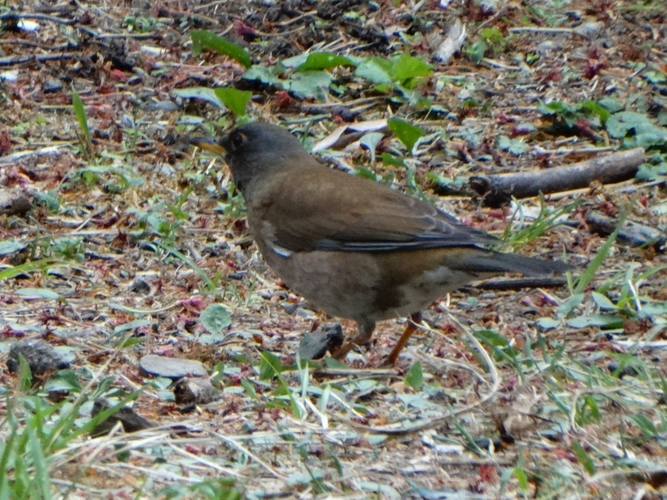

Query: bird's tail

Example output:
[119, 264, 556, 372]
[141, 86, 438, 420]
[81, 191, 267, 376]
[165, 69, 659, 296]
[454, 249, 573, 276]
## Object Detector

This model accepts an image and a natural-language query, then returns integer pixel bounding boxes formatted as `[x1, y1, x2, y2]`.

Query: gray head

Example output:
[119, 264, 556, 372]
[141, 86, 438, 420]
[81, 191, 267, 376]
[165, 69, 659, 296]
[219, 123, 309, 195]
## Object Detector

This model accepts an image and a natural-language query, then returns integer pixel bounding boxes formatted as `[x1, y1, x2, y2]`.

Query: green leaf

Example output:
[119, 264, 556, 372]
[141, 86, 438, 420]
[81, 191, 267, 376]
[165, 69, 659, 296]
[15, 288, 59, 300]
[606, 111, 667, 145]
[355, 58, 393, 85]
[72, 87, 92, 154]
[580, 395, 601, 422]
[606, 111, 646, 138]
[598, 97, 624, 113]
[535, 317, 560, 331]
[628, 413, 658, 438]
[0, 257, 58, 283]
[389, 54, 432, 83]
[172, 87, 224, 108]
[0, 240, 26, 256]
[44, 370, 82, 392]
[359, 132, 384, 164]
[324, 357, 349, 369]
[644, 70, 667, 84]
[286, 71, 332, 100]
[214, 88, 252, 117]
[200, 304, 232, 335]
[572, 440, 596, 475]
[387, 117, 424, 153]
[381, 152, 407, 168]
[240, 378, 256, 399]
[566, 314, 625, 330]
[591, 292, 618, 310]
[357, 482, 401, 499]
[297, 52, 354, 71]
[636, 162, 667, 181]
[573, 208, 628, 295]
[259, 350, 286, 379]
[579, 100, 610, 122]
[405, 362, 423, 389]
[513, 467, 528, 491]
[557, 293, 585, 317]
[243, 65, 283, 87]
[496, 135, 528, 155]
[191, 30, 251, 68]
[466, 41, 486, 64]
[113, 318, 152, 334]
[538, 101, 571, 116]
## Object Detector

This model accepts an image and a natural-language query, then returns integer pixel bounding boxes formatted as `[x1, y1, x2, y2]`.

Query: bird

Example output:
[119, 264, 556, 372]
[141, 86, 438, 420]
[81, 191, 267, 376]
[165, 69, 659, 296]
[193, 122, 572, 364]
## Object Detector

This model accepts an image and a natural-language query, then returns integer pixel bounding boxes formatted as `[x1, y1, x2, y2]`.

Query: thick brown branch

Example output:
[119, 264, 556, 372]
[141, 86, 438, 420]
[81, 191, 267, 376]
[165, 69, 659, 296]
[470, 148, 646, 207]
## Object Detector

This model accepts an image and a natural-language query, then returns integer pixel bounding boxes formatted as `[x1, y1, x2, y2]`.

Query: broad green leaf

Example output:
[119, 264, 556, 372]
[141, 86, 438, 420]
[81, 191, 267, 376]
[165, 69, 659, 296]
[360, 132, 384, 164]
[606, 111, 667, 142]
[598, 97, 624, 113]
[200, 304, 232, 335]
[390, 54, 432, 82]
[243, 65, 283, 87]
[191, 30, 251, 67]
[535, 317, 559, 331]
[0, 240, 26, 256]
[15, 288, 59, 300]
[480, 27, 504, 44]
[636, 162, 667, 181]
[466, 41, 486, 64]
[579, 100, 610, 122]
[381, 152, 407, 167]
[405, 362, 423, 389]
[388, 117, 424, 153]
[44, 370, 82, 392]
[591, 292, 618, 310]
[286, 71, 332, 100]
[497, 135, 528, 155]
[214, 88, 252, 117]
[297, 52, 354, 71]
[355, 57, 393, 85]
[566, 314, 624, 330]
[172, 87, 224, 108]
[645, 70, 667, 84]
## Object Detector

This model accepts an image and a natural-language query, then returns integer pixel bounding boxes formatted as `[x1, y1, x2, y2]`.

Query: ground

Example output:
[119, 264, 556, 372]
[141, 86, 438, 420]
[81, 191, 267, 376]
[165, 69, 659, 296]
[1, 0, 667, 498]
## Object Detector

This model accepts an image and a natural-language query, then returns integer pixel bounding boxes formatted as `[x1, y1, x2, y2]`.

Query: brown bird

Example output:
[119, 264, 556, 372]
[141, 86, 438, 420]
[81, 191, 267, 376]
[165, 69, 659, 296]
[195, 122, 571, 363]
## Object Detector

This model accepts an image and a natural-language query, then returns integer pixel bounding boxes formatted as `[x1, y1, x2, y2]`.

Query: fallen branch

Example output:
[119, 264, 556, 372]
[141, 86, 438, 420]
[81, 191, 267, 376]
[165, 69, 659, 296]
[0, 53, 73, 66]
[470, 148, 646, 207]
[586, 211, 666, 251]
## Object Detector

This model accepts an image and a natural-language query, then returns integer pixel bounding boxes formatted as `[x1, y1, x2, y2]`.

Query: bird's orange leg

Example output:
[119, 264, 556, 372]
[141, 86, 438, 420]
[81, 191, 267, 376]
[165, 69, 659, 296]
[386, 312, 422, 365]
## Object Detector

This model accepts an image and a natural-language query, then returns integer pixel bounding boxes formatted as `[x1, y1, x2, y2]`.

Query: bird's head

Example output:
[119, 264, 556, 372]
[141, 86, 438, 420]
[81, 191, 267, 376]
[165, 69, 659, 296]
[192, 123, 308, 195]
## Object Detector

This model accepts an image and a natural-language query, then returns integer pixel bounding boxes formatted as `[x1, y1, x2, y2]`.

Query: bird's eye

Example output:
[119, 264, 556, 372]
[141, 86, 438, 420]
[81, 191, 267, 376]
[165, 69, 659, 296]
[232, 132, 247, 148]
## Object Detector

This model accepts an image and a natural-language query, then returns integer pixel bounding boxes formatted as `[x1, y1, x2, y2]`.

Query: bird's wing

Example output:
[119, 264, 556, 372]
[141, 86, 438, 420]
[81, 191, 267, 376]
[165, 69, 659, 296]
[250, 165, 498, 253]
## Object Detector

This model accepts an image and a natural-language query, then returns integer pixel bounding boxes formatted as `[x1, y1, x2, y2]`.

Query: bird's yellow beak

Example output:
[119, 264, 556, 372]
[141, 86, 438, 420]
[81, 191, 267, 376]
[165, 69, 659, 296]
[190, 137, 226, 156]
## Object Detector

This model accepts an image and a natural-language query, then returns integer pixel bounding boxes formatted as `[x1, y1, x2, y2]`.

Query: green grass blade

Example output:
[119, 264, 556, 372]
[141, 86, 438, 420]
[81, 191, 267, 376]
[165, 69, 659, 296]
[573, 207, 629, 294]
